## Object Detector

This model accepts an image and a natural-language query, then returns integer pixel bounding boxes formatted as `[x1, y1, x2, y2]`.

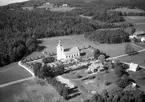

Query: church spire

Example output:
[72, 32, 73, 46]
[58, 40, 62, 46]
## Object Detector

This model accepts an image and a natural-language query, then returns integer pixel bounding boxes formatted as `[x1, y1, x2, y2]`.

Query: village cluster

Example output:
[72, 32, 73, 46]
[21, 40, 141, 91]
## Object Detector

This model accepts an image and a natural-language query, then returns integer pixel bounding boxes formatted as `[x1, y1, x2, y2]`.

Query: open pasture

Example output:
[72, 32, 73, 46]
[109, 7, 145, 13]
[0, 78, 62, 102]
[0, 62, 32, 85]
[124, 16, 145, 24]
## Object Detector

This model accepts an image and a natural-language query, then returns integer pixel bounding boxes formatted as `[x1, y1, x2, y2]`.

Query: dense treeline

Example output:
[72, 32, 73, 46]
[84, 28, 130, 44]
[84, 88, 145, 102]
[93, 11, 124, 23]
[115, 0, 145, 11]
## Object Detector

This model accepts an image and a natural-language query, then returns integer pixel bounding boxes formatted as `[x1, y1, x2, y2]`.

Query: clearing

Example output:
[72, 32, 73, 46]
[50, 7, 75, 12]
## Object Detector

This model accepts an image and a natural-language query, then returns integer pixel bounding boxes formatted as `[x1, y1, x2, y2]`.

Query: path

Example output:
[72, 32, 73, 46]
[107, 48, 145, 60]
[0, 77, 34, 88]
[0, 61, 34, 88]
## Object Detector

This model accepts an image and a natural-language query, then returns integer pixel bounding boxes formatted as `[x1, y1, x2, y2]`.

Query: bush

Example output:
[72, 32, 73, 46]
[42, 56, 55, 64]
[125, 44, 138, 55]
[98, 54, 106, 64]
[105, 80, 111, 86]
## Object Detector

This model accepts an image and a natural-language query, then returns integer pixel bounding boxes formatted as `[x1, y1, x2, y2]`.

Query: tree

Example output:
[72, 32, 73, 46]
[125, 44, 138, 55]
[93, 48, 101, 59]
[116, 77, 130, 88]
[98, 54, 106, 64]
[114, 65, 124, 77]
[33, 62, 42, 77]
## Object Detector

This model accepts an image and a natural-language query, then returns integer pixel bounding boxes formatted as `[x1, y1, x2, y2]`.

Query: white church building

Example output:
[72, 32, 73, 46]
[57, 40, 80, 60]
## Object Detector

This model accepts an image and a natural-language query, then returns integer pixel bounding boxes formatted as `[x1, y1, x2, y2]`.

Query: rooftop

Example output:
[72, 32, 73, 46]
[64, 47, 80, 55]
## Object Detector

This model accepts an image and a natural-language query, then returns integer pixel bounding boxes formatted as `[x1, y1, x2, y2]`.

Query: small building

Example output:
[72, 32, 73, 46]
[128, 63, 139, 72]
[57, 40, 80, 60]
[62, 4, 69, 7]
[46, 2, 50, 4]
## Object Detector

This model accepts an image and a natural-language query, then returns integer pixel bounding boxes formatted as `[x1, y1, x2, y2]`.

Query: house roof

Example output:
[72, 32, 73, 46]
[134, 31, 145, 35]
[64, 47, 80, 55]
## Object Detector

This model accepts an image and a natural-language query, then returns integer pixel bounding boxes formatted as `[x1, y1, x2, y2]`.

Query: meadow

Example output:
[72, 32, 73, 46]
[109, 7, 145, 13]
[0, 78, 63, 102]
[50, 7, 75, 12]
[26, 34, 143, 59]
[0, 62, 32, 85]
[117, 50, 145, 67]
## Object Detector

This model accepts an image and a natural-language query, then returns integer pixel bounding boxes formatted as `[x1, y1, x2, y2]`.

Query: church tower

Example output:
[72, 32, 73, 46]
[57, 40, 66, 60]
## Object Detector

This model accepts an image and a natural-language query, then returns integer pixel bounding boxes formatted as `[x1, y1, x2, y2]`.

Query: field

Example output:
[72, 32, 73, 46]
[0, 62, 32, 85]
[26, 34, 143, 59]
[0, 78, 63, 102]
[124, 16, 145, 24]
[109, 7, 145, 13]
[50, 7, 75, 12]
[117, 50, 145, 67]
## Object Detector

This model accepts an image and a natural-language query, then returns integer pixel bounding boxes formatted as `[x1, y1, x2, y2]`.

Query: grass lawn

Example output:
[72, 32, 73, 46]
[109, 7, 145, 13]
[117, 50, 145, 67]
[0, 62, 32, 85]
[0, 78, 63, 102]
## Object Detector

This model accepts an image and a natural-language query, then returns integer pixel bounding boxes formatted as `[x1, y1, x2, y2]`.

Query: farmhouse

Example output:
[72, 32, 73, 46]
[57, 40, 80, 60]
[129, 31, 145, 42]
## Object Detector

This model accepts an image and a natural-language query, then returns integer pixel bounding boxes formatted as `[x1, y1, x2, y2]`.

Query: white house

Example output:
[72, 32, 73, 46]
[128, 63, 139, 72]
[57, 40, 80, 60]
[129, 31, 145, 40]
[62, 4, 69, 7]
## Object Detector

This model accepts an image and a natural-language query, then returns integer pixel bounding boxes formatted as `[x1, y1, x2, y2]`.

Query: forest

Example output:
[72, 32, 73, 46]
[0, 0, 145, 67]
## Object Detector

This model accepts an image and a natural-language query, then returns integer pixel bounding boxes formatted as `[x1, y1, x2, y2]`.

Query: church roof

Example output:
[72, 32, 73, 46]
[64, 47, 80, 55]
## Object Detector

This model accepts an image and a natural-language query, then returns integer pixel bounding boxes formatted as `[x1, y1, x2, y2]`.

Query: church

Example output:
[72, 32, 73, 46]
[57, 40, 80, 60]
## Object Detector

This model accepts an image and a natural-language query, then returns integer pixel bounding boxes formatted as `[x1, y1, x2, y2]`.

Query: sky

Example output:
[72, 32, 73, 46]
[0, 0, 29, 6]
